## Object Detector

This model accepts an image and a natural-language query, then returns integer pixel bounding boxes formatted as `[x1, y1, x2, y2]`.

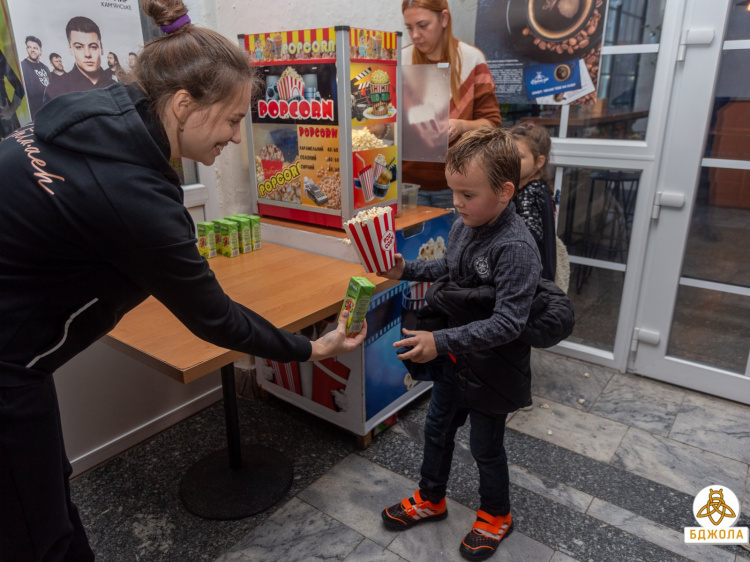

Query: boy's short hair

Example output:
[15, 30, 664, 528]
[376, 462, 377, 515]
[445, 126, 520, 194]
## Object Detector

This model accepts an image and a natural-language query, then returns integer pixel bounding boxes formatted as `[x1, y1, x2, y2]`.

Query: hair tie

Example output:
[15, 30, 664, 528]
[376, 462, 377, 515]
[160, 14, 191, 34]
[524, 122, 536, 129]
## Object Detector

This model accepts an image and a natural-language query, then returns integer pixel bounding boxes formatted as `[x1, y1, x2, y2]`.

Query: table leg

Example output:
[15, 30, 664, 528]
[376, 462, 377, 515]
[179, 364, 294, 520]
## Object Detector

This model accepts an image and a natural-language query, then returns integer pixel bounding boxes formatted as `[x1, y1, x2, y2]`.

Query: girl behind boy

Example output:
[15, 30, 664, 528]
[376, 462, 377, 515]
[510, 124, 557, 282]
[379, 127, 541, 561]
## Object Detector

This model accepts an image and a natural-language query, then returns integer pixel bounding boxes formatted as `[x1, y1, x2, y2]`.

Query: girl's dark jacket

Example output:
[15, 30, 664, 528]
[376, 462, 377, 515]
[0, 83, 310, 385]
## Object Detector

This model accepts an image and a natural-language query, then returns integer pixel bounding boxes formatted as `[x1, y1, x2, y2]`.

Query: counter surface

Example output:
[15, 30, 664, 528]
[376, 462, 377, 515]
[104, 242, 397, 384]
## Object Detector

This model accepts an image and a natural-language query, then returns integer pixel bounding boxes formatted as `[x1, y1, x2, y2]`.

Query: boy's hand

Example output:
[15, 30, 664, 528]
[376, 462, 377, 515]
[377, 253, 405, 280]
[394, 329, 437, 363]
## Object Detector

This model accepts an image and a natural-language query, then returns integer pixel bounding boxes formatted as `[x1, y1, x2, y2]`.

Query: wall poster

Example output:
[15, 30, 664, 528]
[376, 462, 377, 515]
[6, 0, 143, 120]
[475, 0, 608, 105]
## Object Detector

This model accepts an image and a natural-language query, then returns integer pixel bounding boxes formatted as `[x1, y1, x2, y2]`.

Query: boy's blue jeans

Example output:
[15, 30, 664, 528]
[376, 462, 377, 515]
[419, 378, 511, 516]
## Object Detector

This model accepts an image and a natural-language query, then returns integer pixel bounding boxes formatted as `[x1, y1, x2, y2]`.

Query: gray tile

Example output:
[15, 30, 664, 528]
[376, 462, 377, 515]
[509, 464, 594, 513]
[550, 552, 579, 562]
[223, 497, 363, 561]
[670, 393, 750, 464]
[530, 349, 614, 411]
[587, 498, 734, 562]
[508, 397, 629, 463]
[590, 372, 684, 436]
[343, 539, 406, 562]
[611, 428, 748, 497]
[297, 454, 416, 548]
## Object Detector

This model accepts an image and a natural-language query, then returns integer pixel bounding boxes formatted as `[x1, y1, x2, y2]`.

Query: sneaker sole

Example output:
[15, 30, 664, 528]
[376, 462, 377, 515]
[381, 508, 448, 530]
[459, 524, 514, 561]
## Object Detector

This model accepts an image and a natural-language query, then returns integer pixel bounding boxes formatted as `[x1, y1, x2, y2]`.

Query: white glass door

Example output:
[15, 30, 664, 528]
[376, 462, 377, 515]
[630, 0, 750, 404]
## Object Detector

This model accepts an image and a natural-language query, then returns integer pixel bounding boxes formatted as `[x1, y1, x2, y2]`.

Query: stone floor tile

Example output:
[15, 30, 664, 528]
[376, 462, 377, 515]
[508, 397, 629, 463]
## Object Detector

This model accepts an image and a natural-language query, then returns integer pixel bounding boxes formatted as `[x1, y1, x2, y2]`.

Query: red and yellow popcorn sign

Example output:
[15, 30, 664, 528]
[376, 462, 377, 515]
[245, 28, 336, 64]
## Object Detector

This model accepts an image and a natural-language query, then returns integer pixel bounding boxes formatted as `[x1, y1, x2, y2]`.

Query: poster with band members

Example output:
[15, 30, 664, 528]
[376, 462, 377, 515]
[474, 0, 608, 105]
[0, 0, 28, 139]
[6, 0, 143, 120]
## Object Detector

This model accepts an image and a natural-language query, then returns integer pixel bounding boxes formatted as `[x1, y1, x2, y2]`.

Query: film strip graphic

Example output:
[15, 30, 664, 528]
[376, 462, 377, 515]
[364, 283, 407, 347]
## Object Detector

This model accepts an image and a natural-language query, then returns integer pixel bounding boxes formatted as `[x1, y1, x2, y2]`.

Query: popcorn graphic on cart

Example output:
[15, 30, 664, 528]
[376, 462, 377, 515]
[277, 66, 305, 101]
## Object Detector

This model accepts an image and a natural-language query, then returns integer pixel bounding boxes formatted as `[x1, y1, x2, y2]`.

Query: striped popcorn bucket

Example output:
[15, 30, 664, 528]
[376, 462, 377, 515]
[372, 160, 386, 184]
[343, 208, 396, 273]
[277, 75, 304, 101]
[358, 165, 375, 202]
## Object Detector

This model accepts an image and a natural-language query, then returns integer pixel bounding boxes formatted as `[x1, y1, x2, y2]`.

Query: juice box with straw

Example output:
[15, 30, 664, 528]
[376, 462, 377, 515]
[339, 276, 375, 335]
[196, 221, 217, 258]
[226, 215, 253, 254]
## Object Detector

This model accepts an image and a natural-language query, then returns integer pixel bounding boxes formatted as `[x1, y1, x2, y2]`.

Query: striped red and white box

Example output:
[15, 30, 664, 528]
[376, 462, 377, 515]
[265, 359, 302, 395]
[344, 207, 395, 273]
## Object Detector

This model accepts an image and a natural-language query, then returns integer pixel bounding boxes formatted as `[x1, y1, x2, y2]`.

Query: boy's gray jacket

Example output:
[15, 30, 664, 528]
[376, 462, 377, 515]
[404, 205, 542, 413]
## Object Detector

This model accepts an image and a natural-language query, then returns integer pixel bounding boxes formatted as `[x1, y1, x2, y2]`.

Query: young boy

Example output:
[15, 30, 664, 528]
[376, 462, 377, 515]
[379, 127, 542, 561]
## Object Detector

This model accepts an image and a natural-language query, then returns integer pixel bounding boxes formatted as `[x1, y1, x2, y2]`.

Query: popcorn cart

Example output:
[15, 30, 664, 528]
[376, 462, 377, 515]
[241, 27, 402, 228]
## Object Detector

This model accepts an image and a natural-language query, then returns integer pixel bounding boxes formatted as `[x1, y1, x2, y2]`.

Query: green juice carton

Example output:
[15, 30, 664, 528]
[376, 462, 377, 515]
[339, 276, 375, 335]
[196, 221, 217, 258]
[211, 219, 225, 253]
[226, 215, 253, 254]
[234, 213, 262, 250]
[216, 219, 240, 258]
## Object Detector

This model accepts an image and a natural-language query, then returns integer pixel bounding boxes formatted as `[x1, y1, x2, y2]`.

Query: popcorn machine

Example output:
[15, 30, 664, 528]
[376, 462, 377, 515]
[241, 27, 402, 229]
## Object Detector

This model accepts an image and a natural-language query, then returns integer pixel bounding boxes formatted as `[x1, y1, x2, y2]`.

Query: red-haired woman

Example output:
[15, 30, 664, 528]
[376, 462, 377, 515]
[402, 0, 502, 209]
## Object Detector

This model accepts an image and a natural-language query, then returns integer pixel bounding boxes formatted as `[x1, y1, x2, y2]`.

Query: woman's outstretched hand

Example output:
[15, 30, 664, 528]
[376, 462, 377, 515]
[308, 309, 367, 362]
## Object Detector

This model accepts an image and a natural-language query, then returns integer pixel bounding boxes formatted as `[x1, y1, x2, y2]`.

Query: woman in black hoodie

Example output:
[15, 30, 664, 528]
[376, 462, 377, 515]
[0, 1, 366, 560]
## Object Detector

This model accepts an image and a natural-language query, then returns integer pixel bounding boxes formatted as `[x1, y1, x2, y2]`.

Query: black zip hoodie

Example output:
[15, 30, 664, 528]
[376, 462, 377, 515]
[0, 82, 310, 384]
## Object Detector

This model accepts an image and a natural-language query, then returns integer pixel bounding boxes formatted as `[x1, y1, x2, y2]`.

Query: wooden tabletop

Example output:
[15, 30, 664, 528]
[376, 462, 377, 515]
[104, 242, 397, 384]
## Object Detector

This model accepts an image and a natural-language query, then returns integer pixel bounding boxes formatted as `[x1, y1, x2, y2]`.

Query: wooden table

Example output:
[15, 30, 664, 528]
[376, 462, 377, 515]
[104, 242, 396, 520]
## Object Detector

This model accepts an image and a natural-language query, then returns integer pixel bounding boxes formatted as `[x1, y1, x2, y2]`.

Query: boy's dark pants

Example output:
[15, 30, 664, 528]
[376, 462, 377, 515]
[0, 374, 95, 562]
[419, 377, 511, 516]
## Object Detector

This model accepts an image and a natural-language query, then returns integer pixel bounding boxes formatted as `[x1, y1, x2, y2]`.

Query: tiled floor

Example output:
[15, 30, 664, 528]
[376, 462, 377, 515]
[72, 350, 750, 561]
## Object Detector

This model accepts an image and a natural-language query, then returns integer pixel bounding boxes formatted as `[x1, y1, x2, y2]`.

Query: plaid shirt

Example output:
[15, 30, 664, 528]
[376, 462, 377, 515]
[403, 202, 542, 356]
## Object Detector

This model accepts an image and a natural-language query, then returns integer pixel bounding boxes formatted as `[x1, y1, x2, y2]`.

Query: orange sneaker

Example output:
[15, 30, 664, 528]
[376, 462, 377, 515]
[460, 510, 513, 560]
[381, 490, 448, 530]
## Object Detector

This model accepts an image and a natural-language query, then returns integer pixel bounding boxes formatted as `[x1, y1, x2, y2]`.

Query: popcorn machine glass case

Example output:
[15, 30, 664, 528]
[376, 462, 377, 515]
[242, 27, 402, 229]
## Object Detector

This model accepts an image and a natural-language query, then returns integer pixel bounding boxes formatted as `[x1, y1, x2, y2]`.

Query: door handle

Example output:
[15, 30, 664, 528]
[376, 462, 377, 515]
[652, 191, 685, 219]
[677, 28, 715, 62]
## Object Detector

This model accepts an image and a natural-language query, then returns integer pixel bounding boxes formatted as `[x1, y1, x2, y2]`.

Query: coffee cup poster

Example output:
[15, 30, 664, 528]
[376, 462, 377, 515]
[475, 0, 608, 104]
[5, 0, 144, 120]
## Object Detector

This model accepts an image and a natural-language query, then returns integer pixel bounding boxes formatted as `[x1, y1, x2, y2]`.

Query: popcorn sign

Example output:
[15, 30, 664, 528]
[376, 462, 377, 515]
[258, 99, 335, 121]
[258, 161, 301, 198]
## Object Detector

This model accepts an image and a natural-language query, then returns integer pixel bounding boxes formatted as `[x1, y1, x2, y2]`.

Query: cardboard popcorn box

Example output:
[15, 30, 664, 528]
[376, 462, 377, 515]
[226, 215, 253, 254]
[343, 206, 395, 273]
[216, 219, 240, 258]
[196, 221, 217, 259]
[339, 276, 375, 335]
